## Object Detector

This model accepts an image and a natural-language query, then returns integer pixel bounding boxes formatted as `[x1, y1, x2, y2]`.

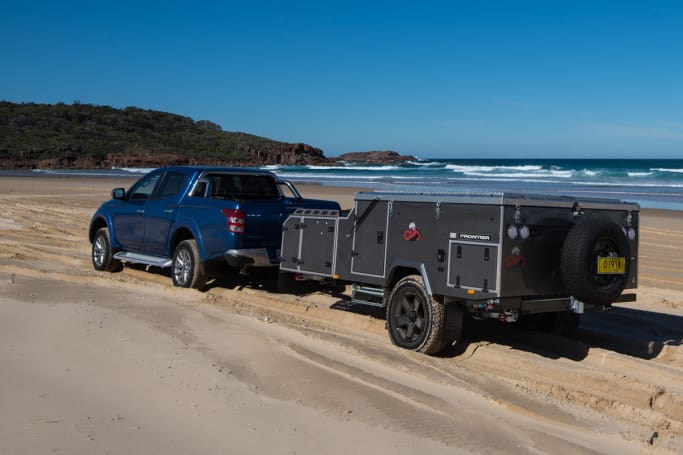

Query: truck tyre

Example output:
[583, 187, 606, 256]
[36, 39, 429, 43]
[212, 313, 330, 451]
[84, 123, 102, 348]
[386, 275, 447, 355]
[92, 227, 122, 272]
[172, 239, 207, 290]
[561, 221, 630, 306]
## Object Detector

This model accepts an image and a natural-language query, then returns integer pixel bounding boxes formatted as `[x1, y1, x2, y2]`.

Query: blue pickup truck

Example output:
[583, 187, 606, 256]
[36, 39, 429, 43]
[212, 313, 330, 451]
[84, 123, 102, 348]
[89, 166, 341, 289]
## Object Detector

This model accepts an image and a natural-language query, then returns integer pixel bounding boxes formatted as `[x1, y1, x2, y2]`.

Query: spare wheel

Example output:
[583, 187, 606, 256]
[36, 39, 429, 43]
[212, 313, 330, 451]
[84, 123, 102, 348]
[560, 220, 630, 306]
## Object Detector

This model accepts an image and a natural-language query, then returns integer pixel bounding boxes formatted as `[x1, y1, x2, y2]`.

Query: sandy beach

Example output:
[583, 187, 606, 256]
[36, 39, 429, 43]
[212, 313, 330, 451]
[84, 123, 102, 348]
[1, 175, 682, 454]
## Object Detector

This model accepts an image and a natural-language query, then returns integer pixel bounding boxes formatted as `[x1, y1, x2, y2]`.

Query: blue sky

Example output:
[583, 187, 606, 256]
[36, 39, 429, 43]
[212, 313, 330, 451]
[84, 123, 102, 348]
[2, 1, 682, 159]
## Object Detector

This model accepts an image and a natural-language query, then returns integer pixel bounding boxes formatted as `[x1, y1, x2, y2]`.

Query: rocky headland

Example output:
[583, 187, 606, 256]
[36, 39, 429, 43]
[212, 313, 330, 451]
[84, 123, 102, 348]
[0, 101, 414, 169]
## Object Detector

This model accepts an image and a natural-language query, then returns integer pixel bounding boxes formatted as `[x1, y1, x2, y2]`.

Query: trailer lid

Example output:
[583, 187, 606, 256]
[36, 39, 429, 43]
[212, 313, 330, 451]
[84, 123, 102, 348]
[353, 191, 639, 211]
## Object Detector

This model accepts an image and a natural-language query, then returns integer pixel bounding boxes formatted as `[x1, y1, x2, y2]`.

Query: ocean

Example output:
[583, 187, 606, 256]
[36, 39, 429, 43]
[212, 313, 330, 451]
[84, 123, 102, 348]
[273, 158, 683, 211]
[12, 158, 683, 211]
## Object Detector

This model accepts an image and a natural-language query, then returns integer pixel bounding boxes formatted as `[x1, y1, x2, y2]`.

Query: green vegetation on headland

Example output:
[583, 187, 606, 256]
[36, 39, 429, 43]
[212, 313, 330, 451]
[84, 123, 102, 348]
[0, 101, 414, 169]
[0, 101, 327, 169]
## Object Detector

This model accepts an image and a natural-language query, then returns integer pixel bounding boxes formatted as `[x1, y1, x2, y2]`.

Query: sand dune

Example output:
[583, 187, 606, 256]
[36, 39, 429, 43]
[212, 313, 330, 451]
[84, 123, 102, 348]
[0, 176, 682, 454]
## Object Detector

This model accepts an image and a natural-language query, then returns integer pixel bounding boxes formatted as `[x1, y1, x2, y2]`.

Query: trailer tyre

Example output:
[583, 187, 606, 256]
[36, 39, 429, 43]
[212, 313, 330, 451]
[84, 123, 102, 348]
[561, 221, 630, 306]
[387, 275, 447, 355]
[172, 239, 207, 290]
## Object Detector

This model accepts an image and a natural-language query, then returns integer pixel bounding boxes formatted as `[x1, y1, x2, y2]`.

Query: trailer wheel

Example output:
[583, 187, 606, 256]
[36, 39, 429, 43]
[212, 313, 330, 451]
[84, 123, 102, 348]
[172, 239, 207, 290]
[561, 221, 630, 306]
[386, 275, 447, 355]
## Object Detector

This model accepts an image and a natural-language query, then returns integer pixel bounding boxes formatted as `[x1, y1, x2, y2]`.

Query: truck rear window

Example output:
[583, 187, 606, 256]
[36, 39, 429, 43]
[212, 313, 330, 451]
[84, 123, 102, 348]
[197, 174, 280, 200]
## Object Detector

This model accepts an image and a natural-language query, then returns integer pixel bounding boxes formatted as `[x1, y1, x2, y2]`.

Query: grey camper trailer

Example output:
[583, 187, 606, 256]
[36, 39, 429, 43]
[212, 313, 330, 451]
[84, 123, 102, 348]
[281, 191, 639, 355]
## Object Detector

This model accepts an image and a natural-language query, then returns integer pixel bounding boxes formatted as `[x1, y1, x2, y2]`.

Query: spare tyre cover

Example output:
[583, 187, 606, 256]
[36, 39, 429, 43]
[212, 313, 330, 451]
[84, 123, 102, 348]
[560, 220, 630, 306]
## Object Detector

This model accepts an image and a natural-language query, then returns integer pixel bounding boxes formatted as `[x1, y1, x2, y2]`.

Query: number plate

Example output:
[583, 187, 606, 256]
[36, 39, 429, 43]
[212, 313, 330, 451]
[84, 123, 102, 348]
[597, 257, 626, 274]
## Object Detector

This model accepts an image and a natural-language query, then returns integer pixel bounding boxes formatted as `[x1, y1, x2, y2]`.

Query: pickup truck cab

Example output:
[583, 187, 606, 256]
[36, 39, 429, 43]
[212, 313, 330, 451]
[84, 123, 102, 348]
[89, 166, 340, 289]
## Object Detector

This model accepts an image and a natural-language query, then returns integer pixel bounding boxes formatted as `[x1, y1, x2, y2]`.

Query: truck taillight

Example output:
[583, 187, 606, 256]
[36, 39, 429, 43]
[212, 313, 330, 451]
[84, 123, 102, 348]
[222, 208, 245, 234]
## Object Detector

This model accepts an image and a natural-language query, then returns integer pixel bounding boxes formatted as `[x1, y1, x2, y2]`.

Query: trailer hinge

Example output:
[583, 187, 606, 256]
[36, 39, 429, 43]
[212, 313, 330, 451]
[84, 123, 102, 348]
[351, 250, 359, 257]
[388, 200, 394, 217]
[435, 201, 442, 220]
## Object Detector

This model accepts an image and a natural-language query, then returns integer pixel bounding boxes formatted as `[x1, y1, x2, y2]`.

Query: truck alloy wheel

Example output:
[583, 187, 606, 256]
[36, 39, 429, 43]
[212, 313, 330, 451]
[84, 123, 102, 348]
[560, 221, 630, 306]
[386, 275, 447, 354]
[92, 227, 122, 272]
[172, 239, 207, 290]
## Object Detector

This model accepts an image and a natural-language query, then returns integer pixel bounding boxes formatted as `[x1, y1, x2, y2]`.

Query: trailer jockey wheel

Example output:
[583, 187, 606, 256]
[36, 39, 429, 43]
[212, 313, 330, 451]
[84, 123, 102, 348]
[387, 275, 447, 355]
[560, 221, 630, 307]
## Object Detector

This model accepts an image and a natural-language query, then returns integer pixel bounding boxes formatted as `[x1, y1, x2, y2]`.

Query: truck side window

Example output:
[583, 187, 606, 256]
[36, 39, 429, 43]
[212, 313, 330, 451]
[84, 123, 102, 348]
[155, 172, 186, 199]
[190, 180, 208, 198]
[128, 173, 161, 200]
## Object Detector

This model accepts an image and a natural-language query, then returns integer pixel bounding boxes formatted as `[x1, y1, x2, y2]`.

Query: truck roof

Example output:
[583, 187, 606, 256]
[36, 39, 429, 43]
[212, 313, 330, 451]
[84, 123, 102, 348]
[159, 165, 276, 176]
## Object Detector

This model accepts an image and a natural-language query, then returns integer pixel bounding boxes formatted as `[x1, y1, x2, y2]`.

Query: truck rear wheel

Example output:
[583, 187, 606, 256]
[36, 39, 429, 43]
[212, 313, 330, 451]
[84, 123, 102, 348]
[172, 239, 207, 290]
[387, 275, 447, 355]
[561, 221, 630, 306]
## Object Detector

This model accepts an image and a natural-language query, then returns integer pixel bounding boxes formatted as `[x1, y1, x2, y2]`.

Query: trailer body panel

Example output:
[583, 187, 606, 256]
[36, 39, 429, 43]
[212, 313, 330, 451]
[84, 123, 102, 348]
[281, 190, 639, 307]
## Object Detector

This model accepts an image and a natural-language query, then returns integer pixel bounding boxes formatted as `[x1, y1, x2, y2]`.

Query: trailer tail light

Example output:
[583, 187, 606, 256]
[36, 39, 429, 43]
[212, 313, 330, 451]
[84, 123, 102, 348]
[222, 208, 245, 234]
[506, 224, 530, 239]
[623, 226, 637, 241]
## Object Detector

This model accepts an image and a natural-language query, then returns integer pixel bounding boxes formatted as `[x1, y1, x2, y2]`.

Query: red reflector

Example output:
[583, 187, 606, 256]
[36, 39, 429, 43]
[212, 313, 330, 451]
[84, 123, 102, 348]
[221, 208, 245, 234]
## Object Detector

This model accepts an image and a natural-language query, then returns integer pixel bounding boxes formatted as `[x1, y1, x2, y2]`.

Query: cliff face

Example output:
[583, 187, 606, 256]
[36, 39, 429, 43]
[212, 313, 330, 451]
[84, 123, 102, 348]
[0, 143, 328, 169]
[100, 143, 327, 169]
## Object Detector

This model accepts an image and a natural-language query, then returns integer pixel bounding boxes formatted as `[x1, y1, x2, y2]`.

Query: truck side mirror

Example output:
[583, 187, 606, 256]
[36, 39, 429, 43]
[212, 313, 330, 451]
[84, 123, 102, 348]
[112, 188, 126, 200]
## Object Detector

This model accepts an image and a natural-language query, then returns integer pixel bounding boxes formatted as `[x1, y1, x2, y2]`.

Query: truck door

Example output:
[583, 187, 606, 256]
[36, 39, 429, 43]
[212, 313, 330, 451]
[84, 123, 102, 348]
[143, 171, 188, 256]
[351, 199, 388, 277]
[112, 171, 162, 252]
